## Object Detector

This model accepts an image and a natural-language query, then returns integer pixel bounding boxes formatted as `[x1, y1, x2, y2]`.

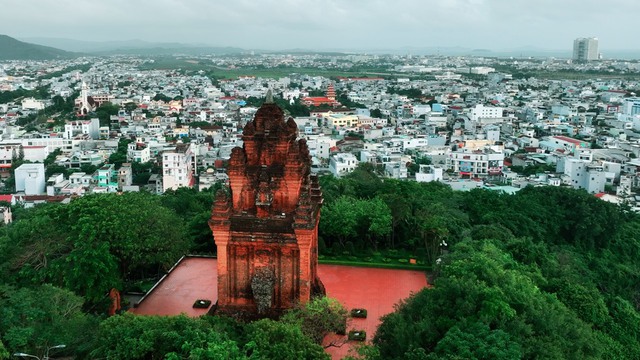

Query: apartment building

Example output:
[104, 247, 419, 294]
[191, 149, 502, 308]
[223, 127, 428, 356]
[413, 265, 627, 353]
[162, 143, 194, 192]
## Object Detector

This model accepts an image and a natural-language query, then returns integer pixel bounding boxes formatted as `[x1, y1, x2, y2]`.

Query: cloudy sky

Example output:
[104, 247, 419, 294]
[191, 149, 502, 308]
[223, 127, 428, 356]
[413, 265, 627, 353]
[1, 0, 637, 51]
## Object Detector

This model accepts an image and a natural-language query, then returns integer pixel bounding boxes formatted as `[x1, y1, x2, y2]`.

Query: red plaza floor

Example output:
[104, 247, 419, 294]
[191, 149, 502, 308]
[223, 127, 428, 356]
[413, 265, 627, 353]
[132, 257, 428, 359]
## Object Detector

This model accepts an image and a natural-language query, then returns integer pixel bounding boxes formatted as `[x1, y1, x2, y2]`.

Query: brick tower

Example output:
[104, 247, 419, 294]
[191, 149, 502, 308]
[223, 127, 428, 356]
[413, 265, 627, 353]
[209, 91, 325, 318]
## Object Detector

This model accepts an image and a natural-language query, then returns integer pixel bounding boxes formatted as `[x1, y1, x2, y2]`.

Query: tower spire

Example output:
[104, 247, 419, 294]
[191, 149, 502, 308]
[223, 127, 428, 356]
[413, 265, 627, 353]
[265, 89, 274, 104]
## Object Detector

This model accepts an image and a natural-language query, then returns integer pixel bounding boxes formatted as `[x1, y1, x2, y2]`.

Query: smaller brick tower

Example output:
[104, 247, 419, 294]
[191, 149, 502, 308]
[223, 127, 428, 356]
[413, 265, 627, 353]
[210, 91, 324, 318]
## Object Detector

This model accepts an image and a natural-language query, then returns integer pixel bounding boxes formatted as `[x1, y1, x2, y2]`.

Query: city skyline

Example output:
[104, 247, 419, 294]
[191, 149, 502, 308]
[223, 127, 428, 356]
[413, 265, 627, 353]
[1, 0, 638, 52]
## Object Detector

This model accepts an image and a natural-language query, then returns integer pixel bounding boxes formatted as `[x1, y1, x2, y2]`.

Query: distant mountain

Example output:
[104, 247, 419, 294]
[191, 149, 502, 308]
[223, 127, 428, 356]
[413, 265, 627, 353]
[22, 37, 245, 56]
[0, 35, 76, 60]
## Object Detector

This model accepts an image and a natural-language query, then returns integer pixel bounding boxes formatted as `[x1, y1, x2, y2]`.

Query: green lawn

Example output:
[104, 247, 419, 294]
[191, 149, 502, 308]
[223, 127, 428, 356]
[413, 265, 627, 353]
[318, 258, 430, 271]
[137, 57, 396, 79]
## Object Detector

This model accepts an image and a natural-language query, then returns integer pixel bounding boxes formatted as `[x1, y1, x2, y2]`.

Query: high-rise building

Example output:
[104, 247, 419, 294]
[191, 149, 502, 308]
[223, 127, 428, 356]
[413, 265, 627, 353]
[573, 37, 599, 62]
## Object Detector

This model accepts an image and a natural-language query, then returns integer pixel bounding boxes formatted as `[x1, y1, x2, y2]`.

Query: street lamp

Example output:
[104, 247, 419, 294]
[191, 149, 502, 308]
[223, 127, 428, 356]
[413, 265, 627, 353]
[13, 344, 66, 360]
[44, 344, 66, 360]
[12, 354, 39, 360]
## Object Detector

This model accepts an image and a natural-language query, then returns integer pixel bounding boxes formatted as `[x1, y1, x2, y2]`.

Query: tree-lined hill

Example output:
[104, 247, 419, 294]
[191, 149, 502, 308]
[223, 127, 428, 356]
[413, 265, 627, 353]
[1, 165, 640, 359]
[0, 35, 76, 60]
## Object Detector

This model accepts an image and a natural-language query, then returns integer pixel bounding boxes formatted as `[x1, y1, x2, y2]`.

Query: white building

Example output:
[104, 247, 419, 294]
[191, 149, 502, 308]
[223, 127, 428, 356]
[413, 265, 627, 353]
[416, 165, 444, 183]
[118, 163, 133, 191]
[573, 37, 599, 62]
[329, 153, 358, 178]
[15, 163, 45, 195]
[162, 143, 194, 192]
[127, 142, 151, 163]
[620, 97, 640, 130]
[23, 146, 49, 163]
[21, 98, 46, 111]
[558, 157, 606, 194]
[20, 138, 76, 153]
[403, 138, 429, 151]
[385, 162, 408, 179]
[469, 104, 503, 122]
[64, 118, 100, 139]
[305, 135, 336, 160]
[446, 146, 504, 177]
[413, 104, 431, 117]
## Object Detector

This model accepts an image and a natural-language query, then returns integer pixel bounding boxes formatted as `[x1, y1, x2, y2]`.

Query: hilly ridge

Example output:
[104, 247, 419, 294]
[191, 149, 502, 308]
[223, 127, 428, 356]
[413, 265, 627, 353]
[0, 35, 76, 60]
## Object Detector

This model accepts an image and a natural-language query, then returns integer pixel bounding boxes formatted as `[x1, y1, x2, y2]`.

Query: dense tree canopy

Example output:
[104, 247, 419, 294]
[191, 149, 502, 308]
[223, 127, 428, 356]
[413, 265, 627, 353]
[318, 169, 640, 359]
[0, 192, 189, 307]
[1, 165, 640, 359]
[0, 284, 95, 359]
[91, 304, 337, 360]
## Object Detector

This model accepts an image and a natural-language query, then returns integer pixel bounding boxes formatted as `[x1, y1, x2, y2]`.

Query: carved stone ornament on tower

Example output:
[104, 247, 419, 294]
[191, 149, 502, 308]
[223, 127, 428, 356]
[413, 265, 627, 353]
[209, 94, 325, 318]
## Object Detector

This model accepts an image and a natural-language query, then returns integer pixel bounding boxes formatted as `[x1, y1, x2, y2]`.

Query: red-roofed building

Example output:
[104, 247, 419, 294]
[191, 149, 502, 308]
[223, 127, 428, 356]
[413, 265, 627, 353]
[549, 136, 590, 153]
[0, 194, 14, 205]
[302, 83, 340, 107]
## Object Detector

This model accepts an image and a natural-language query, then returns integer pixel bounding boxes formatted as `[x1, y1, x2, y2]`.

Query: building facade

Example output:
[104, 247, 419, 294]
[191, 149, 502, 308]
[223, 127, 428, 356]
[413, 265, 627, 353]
[162, 143, 194, 192]
[329, 153, 358, 177]
[573, 37, 599, 62]
[64, 118, 100, 140]
[15, 163, 45, 195]
[446, 147, 504, 178]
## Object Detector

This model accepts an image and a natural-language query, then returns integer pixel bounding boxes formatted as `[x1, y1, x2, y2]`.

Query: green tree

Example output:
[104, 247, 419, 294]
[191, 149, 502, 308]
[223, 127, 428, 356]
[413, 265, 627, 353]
[108, 138, 132, 169]
[0, 340, 7, 360]
[374, 239, 605, 359]
[45, 164, 69, 178]
[161, 187, 218, 253]
[245, 319, 329, 360]
[124, 102, 138, 113]
[92, 313, 242, 360]
[43, 148, 61, 166]
[281, 297, 348, 344]
[320, 196, 359, 246]
[0, 193, 189, 309]
[153, 93, 172, 102]
[94, 102, 120, 127]
[0, 284, 96, 358]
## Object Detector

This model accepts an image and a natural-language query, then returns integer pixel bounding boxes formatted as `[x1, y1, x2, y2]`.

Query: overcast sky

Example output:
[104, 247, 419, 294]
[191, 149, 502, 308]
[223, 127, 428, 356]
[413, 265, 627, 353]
[2, 0, 637, 51]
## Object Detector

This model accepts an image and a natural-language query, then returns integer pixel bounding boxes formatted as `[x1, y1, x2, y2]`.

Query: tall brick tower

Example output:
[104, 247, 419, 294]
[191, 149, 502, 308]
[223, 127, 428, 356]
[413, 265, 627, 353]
[209, 91, 324, 318]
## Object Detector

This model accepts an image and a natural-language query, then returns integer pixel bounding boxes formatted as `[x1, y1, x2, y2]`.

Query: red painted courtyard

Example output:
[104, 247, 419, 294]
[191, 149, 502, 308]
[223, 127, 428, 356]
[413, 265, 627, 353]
[132, 257, 428, 359]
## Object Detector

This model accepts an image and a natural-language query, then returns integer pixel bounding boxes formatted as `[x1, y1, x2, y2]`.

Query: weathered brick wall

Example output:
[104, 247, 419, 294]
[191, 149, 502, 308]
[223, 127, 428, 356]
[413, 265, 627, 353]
[210, 99, 323, 318]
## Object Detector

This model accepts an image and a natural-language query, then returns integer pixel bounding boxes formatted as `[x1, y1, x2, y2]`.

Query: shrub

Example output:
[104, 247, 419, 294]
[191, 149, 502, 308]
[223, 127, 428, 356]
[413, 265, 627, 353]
[345, 241, 356, 255]
[318, 236, 329, 255]
[192, 299, 211, 309]
[348, 330, 367, 341]
[281, 297, 348, 344]
[351, 308, 368, 318]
